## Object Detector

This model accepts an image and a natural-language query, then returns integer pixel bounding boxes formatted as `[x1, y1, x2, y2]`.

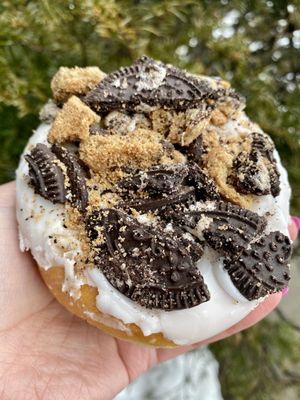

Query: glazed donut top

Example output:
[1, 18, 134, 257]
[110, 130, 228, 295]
[22, 56, 291, 313]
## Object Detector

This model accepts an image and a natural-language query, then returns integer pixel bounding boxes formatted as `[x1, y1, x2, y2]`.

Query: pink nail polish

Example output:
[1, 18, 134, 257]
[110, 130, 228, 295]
[292, 216, 300, 230]
[282, 287, 289, 297]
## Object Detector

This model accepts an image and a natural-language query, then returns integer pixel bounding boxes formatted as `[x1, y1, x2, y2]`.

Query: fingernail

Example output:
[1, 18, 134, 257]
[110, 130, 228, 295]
[282, 287, 289, 297]
[292, 216, 300, 231]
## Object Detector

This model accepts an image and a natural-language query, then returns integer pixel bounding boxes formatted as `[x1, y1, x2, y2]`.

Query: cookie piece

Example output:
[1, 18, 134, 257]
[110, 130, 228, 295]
[48, 96, 100, 144]
[170, 201, 266, 256]
[119, 163, 190, 196]
[25, 144, 66, 203]
[178, 135, 204, 164]
[79, 128, 165, 175]
[87, 209, 209, 310]
[83, 56, 241, 114]
[123, 187, 195, 212]
[230, 132, 280, 197]
[51, 66, 106, 103]
[224, 231, 291, 300]
[186, 163, 220, 201]
[164, 107, 211, 146]
[51, 144, 89, 211]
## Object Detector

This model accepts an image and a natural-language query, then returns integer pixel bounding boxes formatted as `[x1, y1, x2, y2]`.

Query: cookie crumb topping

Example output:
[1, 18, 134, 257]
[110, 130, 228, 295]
[48, 96, 100, 143]
[51, 66, 106, 103]
[24, 57, 291, 308]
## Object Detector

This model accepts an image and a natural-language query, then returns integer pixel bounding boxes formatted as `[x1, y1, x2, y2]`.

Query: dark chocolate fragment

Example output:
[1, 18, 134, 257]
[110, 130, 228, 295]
[168, 201, 266, 256]
[224, 231, 291, 300]
[180, 135, 204, 164]
[123, 186, 195, 212]
[186, 162, 220, 201]
[119, 162, 218, 211]
[25, 144, 66, 203]
[230, 132, 280, 197]
[87, 209, 209, 310]
[84, 56, 241, 114]
[119, 163, 189, 196]
[51, 144, 89, 211]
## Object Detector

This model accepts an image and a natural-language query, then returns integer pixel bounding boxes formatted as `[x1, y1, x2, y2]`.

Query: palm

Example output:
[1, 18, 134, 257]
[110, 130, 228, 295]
[0, 182, 291, 400]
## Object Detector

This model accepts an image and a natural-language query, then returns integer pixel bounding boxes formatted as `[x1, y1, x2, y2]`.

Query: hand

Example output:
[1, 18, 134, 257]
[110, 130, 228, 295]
[0, 182, 298, 400]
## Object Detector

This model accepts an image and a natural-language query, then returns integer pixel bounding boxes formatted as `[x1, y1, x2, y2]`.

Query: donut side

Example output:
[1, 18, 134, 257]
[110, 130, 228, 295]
[39, 264, 177, 348]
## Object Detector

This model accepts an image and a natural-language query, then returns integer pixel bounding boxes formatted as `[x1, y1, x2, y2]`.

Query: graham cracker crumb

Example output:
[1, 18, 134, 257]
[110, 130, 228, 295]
[79, 128, 164, 175]
[51, 66, 106, 103]
[151, 109, 174, 136]
[64, 205, 90, 273]
[203, 132, 254, 209]
[210, 109, 227, 126]
[170, 108, 210, 146]
[48, 96, 100, 143]
[151, 108, 210, 146]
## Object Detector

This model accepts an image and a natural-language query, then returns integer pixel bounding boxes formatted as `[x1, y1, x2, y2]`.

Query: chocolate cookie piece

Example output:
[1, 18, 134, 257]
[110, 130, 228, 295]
[25, 144, 66, 203]
[252, 133, 280, 197]
[224, 231, 291, 300]
[84, 56, 240, 114]
[231, 132, 280, 197]
[186, 163, 220, 201]
[179, 135, 204, 164]
[51, 144, 89, 211]
[169, 201, 266, 256]
[119, 163, 189, 196]
[87, 209, 209, 310]
[230, 149, 271, 196]
[123, 186, 195, 212]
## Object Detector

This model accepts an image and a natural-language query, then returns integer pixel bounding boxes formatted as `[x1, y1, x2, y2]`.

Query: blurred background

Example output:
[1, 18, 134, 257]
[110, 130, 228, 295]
[0, 1, 299, 399]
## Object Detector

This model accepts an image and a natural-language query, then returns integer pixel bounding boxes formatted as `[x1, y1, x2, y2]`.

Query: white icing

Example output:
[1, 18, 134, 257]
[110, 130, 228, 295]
[16, 113, 291, 345]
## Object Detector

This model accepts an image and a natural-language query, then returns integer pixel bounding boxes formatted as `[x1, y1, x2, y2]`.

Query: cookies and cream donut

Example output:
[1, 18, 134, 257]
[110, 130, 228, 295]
[16, 56, 292, 347]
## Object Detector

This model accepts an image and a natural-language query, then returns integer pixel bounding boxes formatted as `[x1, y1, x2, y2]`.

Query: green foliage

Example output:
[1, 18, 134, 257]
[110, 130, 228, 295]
[211, 318, 300, 400]
[0, 1, 300, 398]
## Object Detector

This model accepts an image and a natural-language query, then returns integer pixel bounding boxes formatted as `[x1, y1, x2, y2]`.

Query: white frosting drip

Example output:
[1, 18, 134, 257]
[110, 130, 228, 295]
[16, 113, 291, 345]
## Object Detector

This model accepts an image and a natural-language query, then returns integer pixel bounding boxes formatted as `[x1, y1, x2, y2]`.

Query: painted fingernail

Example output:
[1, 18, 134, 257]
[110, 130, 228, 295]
[292, 216, 300, 230]
[282, 287, 289, 297]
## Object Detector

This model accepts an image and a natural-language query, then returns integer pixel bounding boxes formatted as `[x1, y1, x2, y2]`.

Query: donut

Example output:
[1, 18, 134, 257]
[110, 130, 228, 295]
[16, 56, 292, 347]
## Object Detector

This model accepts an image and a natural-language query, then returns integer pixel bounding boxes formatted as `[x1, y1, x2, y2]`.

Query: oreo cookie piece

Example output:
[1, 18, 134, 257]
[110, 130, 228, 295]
[179, 135, 204, 164]
[25, 144, 66, 203]
[123, 186, 195, 212]
[51, 144, 89, 211]
[186, 163, 220, 201]
[230, 132, 280, 197]
[169, 201, 266, 256]
[119, 163, 189, 196]
[252, 133, 281, 197]
[84, 56, 240, 114]
[224, 231, 291, 300]
[87, 209, 209, 310]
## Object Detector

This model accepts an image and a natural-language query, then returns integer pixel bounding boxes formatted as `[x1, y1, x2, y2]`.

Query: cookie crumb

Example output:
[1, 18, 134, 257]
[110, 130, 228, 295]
[203, 132, 253, 208]
[210, 109, 227, 126]
[79, 128, 165, 175]
[51, 66, 106, 103]
[48, 96, 100, 143]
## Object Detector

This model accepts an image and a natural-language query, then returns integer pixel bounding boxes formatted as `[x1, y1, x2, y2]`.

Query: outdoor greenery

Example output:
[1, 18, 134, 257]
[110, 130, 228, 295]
[0, 1, 299, 398]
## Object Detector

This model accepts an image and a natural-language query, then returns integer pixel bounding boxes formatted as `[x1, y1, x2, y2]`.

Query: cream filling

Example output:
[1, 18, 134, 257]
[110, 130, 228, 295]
[16, 115, 291, 345]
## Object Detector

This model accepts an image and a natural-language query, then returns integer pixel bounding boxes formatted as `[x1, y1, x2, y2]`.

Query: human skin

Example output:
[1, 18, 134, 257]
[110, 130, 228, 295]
[0, 181, 298, 400]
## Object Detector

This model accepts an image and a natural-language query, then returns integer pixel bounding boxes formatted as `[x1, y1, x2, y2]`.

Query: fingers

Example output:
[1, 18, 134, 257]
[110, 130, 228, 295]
[0, 181, 52, 331]
[289, 217, 299, 241]
[0, 181, 16, 208]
